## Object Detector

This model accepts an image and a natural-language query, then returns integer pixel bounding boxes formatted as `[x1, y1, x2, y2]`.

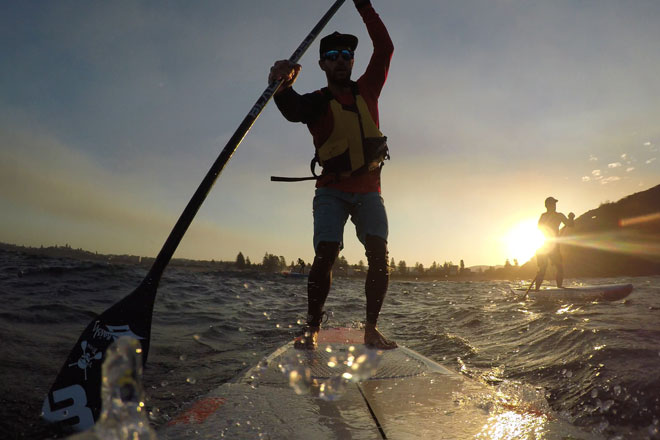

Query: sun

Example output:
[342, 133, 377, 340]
[504, 218, 546, 264]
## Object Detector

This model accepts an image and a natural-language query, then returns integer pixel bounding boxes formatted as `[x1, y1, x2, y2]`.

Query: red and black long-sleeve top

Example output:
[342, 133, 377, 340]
[274, 3, 393, 193]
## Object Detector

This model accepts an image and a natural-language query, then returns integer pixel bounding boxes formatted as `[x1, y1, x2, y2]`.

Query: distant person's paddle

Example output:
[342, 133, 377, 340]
[521, 277, 536, 300]
[41, 0, 347, 432]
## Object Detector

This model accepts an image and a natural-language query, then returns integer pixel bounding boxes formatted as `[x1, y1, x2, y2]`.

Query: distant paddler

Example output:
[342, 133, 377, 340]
[531, 196, 574, 291]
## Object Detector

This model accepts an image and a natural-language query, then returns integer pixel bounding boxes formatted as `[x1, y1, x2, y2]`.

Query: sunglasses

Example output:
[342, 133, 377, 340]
[322, 49, 354, 61]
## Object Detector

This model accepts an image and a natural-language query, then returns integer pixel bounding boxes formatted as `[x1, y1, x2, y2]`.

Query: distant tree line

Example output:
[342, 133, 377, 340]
[227, 251, 537, 280]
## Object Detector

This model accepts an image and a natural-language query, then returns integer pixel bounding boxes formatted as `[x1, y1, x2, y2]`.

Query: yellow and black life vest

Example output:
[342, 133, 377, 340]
[315, 85, 389, 177]
[270, 83, 389, 183]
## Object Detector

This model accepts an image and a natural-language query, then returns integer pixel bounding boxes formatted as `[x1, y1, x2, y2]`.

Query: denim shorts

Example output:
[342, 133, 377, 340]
[312, 187, 388, 251]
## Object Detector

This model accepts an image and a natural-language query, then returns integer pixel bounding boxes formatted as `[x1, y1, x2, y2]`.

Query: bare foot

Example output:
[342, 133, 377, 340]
[294, 326, 319, 350]
[364, 324, 397, 350]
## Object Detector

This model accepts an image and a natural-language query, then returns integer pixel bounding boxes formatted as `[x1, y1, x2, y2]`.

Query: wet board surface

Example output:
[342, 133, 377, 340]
[159, 327, 600, 439]
[512, 283, 633, 302]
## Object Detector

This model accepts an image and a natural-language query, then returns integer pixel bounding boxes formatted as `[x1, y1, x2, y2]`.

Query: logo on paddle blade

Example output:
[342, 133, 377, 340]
[69, 340, 102, 381]
[66, 322, 145, 380]
[92, 321, 145, 342]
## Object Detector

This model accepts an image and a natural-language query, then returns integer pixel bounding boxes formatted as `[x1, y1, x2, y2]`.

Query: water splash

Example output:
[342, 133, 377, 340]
[67, 337, 157, 440]
[278, 345, 381, 401]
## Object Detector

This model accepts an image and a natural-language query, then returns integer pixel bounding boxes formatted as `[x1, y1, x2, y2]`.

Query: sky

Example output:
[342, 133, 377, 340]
[2, 0, 659, 268]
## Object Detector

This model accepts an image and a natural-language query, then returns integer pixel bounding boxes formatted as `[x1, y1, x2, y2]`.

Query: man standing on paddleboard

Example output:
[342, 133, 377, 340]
[532, 197, 575, 290]
[268, 0, 397, 350]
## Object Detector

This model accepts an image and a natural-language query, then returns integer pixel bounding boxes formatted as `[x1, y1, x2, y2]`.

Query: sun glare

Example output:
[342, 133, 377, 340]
[504, 219, 546, 264]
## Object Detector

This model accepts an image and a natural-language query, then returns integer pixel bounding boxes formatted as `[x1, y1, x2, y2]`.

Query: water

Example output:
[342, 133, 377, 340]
[1, 248, 659, 439]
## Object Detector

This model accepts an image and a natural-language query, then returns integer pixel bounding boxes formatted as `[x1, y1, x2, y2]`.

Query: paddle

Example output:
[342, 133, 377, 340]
[41, 0, 347, 432]
[521, 277, 536, 300]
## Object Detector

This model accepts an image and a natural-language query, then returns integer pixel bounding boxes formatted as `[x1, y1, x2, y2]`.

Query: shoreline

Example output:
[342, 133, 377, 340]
[2, 241, 652, 282]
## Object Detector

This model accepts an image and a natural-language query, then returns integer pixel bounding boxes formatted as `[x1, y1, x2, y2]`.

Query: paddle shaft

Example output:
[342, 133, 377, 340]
[43, 1, 346, 432]
[148, 0, 347, 283]
[523, 277, 536, 299]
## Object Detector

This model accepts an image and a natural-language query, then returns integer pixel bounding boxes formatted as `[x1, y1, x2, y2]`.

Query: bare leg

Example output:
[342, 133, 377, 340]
[363, 236, 396, 349]
[556, 266, 564, 288]
[364, 235, 389, 324]
[554, 250, 564, 288]
[534, 254, 548, 290]
[294, 241, 339, 350]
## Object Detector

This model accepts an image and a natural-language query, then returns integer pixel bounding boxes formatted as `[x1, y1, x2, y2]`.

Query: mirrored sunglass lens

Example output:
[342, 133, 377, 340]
[323, 50, 353, 61]
[340, 50, 353, 60]
[324, 50, 339, 60]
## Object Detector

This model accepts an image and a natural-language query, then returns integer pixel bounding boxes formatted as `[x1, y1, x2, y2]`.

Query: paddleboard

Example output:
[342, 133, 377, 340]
[513, 283, 633, 301]
[159, 327, 600, 439]
[281, 270, 308, 279]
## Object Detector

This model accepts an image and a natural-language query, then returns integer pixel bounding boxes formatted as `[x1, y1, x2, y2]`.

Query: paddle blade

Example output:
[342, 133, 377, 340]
[41, 279, 157, 433]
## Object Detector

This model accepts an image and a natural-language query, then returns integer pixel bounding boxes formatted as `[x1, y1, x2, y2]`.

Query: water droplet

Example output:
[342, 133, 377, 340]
[600, 399, 614, 412]
[318, 376, 347, 401]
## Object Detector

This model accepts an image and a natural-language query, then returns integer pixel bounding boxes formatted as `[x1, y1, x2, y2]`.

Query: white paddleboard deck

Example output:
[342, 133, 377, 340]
[159, 327, 600, 439]
[513, 283, 633, 301]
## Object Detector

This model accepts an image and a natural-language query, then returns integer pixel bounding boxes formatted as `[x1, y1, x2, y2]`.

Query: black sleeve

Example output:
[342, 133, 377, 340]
[274, 88, 328, 125]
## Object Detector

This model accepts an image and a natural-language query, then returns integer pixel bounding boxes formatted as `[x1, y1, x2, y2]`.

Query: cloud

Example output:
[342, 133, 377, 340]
[646, 157, 657, 164]
[608, 162, 622, 168]
[589, 154, 598, 161]
[591, 169, 602, 177]
[626, 167, 635, 172]
[600, 176, 621, 185]
[0, 127, 237, 256]
[582, 176, 591, 182]
[0, 128, 161, 226]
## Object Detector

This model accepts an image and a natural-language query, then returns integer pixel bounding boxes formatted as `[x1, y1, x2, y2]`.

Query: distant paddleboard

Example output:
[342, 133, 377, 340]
[280, 270, 308, 279]
[513, 283, 633, 301]
[159, 327, 600, 439]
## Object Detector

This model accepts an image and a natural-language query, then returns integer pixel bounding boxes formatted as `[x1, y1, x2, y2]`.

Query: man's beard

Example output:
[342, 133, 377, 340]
[327, 69, 352, 87]
[330, 77, 352, 87]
